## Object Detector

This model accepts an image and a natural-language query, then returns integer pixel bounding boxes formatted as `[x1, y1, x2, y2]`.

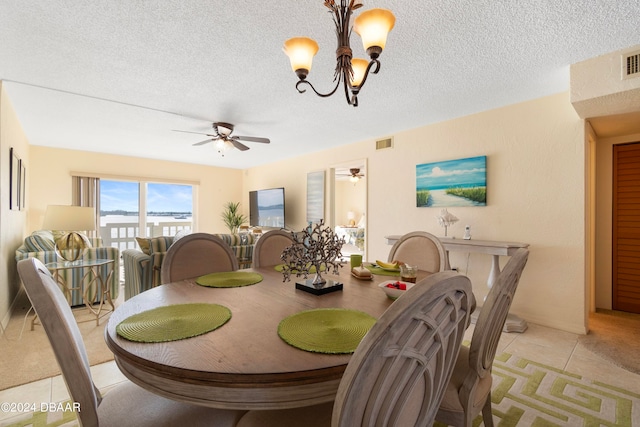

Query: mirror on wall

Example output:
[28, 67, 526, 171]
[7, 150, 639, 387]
[329, 159, 367, 261]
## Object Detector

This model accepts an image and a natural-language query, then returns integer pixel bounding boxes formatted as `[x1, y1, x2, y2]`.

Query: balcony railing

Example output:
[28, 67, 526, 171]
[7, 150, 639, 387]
[100, 221, 192, 252]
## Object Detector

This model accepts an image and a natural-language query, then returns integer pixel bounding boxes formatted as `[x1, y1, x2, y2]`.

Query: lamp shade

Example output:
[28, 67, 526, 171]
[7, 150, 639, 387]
[350, 58, 369, 87]
[283, 37, 319, 74]
[43, 205, 96, 231]
[354, 8, 395, 52]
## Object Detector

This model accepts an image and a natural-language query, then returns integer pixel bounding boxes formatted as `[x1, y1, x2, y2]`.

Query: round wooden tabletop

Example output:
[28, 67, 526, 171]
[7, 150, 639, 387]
[105, 265, 425, 410]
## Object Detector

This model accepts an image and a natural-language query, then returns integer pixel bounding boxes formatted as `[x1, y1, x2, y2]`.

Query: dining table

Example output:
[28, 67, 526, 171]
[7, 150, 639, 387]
[105, 263, 434, 411]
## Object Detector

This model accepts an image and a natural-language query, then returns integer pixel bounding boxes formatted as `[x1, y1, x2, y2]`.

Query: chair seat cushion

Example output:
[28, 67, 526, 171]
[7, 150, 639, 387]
[439, 345, 493, 411]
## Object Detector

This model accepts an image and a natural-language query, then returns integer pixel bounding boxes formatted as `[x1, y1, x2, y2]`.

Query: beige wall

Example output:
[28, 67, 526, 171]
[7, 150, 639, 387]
[245, 92, 587, 334]
[571, 44, 640, 118]
[0, 82, 30, 327]
[27, 146, 243, 235]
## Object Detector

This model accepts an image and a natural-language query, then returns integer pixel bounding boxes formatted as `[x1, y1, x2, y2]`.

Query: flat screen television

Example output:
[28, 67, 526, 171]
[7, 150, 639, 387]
[249, 187, 285, 228]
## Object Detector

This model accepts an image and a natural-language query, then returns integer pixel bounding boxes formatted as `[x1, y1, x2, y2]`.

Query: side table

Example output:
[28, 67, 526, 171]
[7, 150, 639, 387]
[34, 259, 115, 329]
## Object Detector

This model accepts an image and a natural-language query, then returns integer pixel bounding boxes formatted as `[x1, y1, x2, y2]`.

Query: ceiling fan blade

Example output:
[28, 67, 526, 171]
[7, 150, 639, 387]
[229, 139, 250, 151]
[193, 138, 213, 146]
[173, 130, 215, 136]
[233, 135, 270, 144]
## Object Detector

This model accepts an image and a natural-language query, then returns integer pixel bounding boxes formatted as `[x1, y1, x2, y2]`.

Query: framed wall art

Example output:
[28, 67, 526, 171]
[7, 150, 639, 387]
[416, 155, 487, 207]
[306, 170, 325, 223]
[9, 147, 20, 210]
[20, 159, 26, 209]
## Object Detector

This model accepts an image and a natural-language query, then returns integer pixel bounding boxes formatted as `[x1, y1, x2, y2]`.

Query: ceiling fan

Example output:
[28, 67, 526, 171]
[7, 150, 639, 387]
[338, 168, 365, 182]
[173, 122, 270, 153]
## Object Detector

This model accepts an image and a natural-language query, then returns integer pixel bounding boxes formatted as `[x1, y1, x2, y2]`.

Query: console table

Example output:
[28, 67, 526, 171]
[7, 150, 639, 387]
[385, 235, 529, 332]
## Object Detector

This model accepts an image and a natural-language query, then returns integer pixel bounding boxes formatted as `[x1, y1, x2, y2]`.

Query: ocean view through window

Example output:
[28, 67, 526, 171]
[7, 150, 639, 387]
[100, 180, 193, 250]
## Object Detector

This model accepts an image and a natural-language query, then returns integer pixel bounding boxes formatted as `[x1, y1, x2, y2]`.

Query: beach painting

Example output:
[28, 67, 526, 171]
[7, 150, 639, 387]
[416, 156, 487, 207]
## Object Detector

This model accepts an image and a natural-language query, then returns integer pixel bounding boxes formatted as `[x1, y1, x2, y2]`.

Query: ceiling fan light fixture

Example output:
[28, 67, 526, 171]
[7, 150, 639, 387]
[284, 1, 394, 107]
[215, 122, 234, 137]
[350, 175, 360, 183]
[174, 121, 270, 154]
[215, 139, 231, 153]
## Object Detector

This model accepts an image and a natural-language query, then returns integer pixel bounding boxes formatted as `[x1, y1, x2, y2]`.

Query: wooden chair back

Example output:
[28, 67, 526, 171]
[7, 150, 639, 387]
[333, 271, 474, 426]
[252, 229, 294, 268]
[161, 232, 239, 284]
[469, 248, 529, 379]
[388, 231, 449, 272]
[17, 258, 102, 426]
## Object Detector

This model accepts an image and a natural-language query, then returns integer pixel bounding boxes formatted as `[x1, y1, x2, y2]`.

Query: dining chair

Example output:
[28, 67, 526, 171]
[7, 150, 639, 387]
[251, 229, 294, 268]
[161, 232, 239, 284]
[16, 258, 246, 427]
[435, 247, 529, 427]
[236, 270, 474, 427]
[388, 231, 450, 272]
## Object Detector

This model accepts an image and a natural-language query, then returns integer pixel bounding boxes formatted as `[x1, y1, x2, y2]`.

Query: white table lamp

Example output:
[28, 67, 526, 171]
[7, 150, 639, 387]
[43, 205, 96, 262]
[347, 211, 356, 226]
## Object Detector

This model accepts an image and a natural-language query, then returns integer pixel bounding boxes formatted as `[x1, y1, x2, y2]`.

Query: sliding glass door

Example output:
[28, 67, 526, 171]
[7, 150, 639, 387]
[145, 183, 193, 237]
[99, 180, 193, 250]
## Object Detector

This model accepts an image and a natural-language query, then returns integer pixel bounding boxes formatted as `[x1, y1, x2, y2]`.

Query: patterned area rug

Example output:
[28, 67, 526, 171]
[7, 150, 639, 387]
[476, 352, 640, 426]
[3, 352, 640, 426]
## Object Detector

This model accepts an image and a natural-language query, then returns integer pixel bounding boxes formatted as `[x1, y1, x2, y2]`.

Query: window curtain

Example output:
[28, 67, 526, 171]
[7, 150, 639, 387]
[72, 176, 100, 238]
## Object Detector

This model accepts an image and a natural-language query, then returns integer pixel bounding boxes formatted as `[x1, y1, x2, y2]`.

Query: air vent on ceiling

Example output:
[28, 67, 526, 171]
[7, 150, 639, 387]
[622, 51, 640, 79]
[376, 137, 393, 150]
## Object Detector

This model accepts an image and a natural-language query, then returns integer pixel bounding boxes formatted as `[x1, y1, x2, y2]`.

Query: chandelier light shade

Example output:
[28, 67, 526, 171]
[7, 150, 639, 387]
[349, 58, 369, 87]
[283, 37, 320, 79]
[283, 0, 395, 107]
[354, 8, 395, 55]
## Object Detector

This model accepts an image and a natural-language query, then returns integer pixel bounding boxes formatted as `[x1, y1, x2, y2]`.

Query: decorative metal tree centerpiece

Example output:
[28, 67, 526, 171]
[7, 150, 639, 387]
[280, 220, 345, 295]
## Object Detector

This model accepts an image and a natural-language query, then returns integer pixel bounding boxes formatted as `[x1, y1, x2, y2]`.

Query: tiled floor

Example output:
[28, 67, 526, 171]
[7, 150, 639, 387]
[1, 321, 639, 426]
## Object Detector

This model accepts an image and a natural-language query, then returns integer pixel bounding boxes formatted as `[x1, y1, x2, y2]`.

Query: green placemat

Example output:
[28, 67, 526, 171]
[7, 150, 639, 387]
[116, 303, 231, 343]
[196, 271, 263, 287]
[278, 308, 376, 354]
[365, 264, 401, 276]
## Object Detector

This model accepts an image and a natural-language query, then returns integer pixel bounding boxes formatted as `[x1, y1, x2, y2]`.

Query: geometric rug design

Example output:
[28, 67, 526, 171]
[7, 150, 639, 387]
[3, 352, 640, 427]
[480, 352, 640, 426]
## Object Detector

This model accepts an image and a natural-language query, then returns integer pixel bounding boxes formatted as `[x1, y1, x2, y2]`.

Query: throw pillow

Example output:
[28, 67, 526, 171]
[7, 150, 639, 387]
[136, 237, 152, 255]
[24, 231, 56, 252]
[172, 229, 191, 245]
[136, 236, 173, 255]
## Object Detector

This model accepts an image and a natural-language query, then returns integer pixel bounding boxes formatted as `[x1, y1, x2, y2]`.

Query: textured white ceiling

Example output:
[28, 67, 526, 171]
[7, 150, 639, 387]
[2, 1, 640, 169]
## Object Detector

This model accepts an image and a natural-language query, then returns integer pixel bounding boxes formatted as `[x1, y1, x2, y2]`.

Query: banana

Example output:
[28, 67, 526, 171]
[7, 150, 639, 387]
[376, 260, 398, 269]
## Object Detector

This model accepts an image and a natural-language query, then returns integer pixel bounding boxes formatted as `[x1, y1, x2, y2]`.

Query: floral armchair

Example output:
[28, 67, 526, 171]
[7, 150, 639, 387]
[15, 230, 120, 306]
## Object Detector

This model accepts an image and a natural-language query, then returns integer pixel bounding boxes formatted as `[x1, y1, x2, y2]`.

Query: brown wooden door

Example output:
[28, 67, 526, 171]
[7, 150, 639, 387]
[613, 142, 640, 313]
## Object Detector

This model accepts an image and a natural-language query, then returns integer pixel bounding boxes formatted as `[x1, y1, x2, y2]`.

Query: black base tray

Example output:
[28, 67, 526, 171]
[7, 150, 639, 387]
[295, 279, 343, 295]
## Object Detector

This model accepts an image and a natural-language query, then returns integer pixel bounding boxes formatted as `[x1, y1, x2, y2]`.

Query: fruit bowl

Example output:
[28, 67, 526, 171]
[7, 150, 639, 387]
[378, 280, 415, 300]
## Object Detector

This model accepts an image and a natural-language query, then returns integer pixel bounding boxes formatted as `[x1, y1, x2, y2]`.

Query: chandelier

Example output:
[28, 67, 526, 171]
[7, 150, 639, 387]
[283, 0, 395, 107]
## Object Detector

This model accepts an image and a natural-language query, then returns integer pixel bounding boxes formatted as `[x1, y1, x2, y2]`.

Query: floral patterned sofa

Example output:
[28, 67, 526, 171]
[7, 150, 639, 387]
[15, 230, 120, 306]
[122, 232, 257, 300]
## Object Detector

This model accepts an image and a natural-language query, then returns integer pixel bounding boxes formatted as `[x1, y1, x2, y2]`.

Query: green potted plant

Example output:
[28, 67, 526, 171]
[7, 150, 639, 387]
[221, 202, 248, 234]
